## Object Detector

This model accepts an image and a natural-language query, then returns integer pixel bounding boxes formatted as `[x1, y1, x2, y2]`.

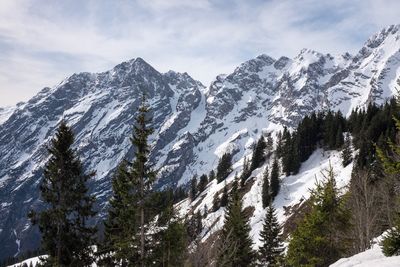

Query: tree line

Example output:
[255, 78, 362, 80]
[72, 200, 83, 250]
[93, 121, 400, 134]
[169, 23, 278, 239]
[17, 95, 400, 266]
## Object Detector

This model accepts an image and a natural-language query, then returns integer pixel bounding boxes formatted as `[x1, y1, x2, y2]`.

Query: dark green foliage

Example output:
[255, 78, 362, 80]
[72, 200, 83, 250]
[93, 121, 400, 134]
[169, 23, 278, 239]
[240, 157, 251, 186]
[377, 111, 400, 256]
[281, 128, 301, 176]
[282, 110, 347, 173]
[151, 194, 187, 267]
[212, 194, 221, 212]
[296, 112, 323, 162]
[190, 176, 198, 200]
[381, 221, 400, 256]
[185, 211, 203, 242]
[217, 153, 233, 183]
[286, 165, 351, 267]
[198, 174, 208, 193]
[130, 93, 157, 266]
[250, 136, 267, 171]
[100, 162, 139, 266]
[220, 184, 229, 208]
[172, 186, 188, 204]
[258, 205, 284, 266]
[323, 110, 346, 150]
[349, 99, 398, 169]
[100, 93, 156, 266]
[261, 168, 270, 208]
[209, 170, 216, 181]
[341, 133, 353, 167]
[28, 121, 97, 267]
[217, 177, 255, 266]
[270, 158, 280, 200]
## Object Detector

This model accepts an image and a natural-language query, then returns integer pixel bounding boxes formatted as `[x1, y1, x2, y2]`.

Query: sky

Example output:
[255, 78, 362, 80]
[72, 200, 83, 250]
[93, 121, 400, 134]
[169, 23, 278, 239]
[0, 0, 399, 107]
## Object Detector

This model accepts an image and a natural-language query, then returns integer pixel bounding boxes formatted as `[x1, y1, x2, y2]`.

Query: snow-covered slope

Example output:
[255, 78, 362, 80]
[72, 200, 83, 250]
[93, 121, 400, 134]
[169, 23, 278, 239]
[1, 25, 400, 260]
[178, 148, 354, 250]
[331, 234, 400, 267]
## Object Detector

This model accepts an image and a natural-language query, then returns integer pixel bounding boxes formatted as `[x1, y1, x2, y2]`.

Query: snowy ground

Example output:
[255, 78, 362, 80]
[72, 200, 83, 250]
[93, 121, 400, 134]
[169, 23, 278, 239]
[8, 256, 42, 267]
[331, 234, 400, 267]
[177, 146, 354, 250]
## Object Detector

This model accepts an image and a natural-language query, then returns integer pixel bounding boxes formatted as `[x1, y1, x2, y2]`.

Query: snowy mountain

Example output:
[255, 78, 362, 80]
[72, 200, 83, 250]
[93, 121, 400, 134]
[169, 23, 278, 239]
[1, 24, 400, 260]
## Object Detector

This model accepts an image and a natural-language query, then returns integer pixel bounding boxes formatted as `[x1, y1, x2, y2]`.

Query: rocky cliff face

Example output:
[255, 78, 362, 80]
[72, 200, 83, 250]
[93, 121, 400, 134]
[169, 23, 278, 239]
[1, 25, 400, 260]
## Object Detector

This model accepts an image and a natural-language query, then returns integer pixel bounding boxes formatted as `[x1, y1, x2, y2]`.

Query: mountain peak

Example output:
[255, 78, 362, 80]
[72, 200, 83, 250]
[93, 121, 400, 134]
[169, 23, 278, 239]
[364, 24, 400, 49]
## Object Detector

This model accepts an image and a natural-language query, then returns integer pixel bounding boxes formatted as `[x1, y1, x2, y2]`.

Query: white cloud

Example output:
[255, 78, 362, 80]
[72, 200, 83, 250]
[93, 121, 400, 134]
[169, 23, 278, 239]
[0, 0, 399, 106]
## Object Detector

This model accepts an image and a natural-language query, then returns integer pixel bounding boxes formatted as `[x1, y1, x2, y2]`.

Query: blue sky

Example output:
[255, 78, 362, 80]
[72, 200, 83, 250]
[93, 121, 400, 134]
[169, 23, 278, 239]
[0, 0, 399, 106]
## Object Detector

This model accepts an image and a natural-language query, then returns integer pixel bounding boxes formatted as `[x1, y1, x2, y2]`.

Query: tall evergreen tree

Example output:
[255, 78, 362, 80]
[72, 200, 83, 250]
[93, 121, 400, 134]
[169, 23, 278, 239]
[286, 165, 351, 266]
[217, 152, 233, 182]
[261, 167, 271, 208]
[130, 93, 157, 266]
[250, 136, 267, 171]
[29, 121, 97, 267]
[240, 156, 251, 186]
[377, 116, 400, 256]
[151, 192, 187, 266]
[99, 162, 139, 266]
[258, 205, 284, 266]
[209, 170, 216, 181]
[100, 93, 156, 266]
[217, 176, 255, 266]
[197, 174, 208, 193]
[281, 127, 292, 176]
[341, 133, 353, 167]
[190, 176, 198, 200]
[270, 158, 280, 200]
[220, 183, 229, 208]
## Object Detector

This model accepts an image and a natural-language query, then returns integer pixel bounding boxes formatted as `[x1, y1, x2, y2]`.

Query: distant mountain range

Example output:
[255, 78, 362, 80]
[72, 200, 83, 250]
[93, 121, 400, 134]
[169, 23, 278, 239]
[0, 24, 399, 260]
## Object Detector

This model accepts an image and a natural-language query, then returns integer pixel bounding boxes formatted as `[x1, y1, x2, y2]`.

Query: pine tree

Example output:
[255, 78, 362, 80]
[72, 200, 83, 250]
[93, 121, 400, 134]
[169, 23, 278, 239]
[258, 205, 284, 266]
[190, 176, 198, 200]
[220, 184, 229, 208]
[28, 121, 97, 267]
[240, 156, 251, 186]
[130, 92, 157, 266]
[151, 193, 187, 266]
[290, 134, 301, 175]
[261, 167, 271, 208]
[341, 133, 353, 167]
[281, 127, 292, 176]
[270, 157, 280, 200]
[197, 174, 208, 193]
[217, 176, 255, 266]
[217, 152, 233, 182]
[209, 170, 216, 181]
[99, 162, 138, 265]
[266, 135, 274, 154]
[286, 165, 351, 266]
[377, 117, 400, 256]
[250, 136, 267, 171]
[195, 211, 203, 236]
[100, 93, 156, 266]
[382, 221, 400, 256]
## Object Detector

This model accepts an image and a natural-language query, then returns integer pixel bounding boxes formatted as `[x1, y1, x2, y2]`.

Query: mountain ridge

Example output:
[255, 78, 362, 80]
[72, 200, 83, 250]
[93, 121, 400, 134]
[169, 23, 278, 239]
[1, 24, 400, 260]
